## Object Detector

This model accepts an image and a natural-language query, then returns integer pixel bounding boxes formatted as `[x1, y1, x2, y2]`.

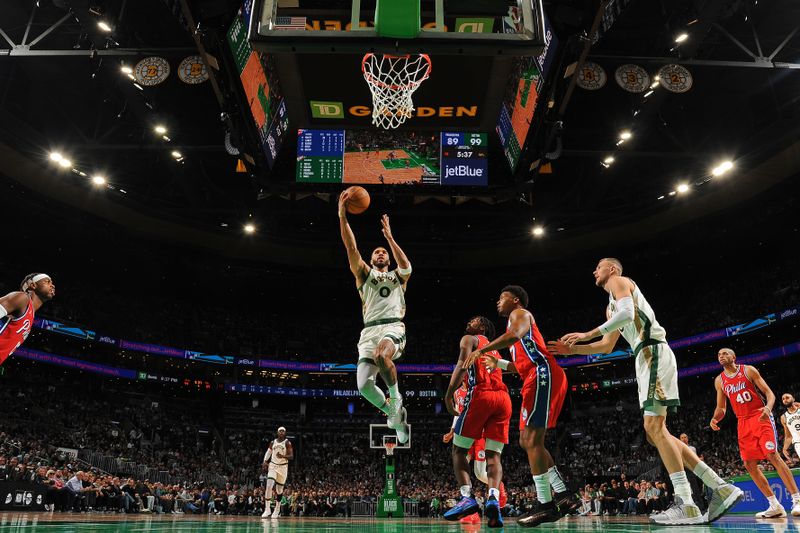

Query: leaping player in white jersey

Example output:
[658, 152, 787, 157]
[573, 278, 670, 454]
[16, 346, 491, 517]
[548, 258, 742, 525]
[338, 191, 411, 443]
[781, 393, 800, 464]
[261, 427, 293, 519]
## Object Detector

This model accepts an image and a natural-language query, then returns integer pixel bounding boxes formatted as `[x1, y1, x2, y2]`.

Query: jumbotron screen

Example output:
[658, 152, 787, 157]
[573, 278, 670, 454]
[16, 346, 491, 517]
[296, 129, 488, 186]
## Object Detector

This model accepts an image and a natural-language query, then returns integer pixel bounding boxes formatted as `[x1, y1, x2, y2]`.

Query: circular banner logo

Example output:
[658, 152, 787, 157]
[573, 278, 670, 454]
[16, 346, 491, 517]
[614, 64, 650, 93]
[657, 64, 693, 93]
[577, 61, 607, 90]
[134, 56, 170, 86]
[178, 55, 209, 85]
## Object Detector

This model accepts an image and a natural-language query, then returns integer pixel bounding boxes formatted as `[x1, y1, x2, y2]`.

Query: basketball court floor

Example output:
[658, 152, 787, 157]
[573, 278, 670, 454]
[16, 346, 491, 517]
[0, 514, 796, 532]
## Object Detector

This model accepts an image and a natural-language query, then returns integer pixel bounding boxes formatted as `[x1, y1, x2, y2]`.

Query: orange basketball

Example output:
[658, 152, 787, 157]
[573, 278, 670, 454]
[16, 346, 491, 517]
[345, 186, 370, 215]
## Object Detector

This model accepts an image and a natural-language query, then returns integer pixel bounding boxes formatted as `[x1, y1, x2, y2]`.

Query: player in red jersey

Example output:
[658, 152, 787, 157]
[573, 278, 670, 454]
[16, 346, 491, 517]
[0, 273, 55, 364]
[462, 286, 573, 528]
[711, 348, 800, 517]
[443, 316, 512, 528]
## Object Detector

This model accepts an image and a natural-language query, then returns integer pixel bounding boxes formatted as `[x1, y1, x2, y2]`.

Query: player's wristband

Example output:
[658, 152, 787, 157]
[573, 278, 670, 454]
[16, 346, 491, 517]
[397, 265, 412, 276]
[497, 359, 510, 370]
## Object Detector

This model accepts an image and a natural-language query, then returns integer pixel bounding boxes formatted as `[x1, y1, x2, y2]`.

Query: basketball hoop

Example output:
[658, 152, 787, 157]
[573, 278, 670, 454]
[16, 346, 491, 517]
[362, 53, 431, 130]
[383, 442, 397, 456]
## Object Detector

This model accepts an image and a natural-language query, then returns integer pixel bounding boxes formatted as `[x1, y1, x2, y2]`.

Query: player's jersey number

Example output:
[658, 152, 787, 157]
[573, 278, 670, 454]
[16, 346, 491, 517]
[735, 391, 753, 404]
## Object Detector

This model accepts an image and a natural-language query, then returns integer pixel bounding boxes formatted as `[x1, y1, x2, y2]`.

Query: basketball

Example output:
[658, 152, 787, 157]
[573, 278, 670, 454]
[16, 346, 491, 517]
[345, 186, 370, 215]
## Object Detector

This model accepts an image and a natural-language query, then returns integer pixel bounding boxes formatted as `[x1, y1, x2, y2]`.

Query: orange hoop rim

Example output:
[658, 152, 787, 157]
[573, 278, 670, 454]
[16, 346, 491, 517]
[361, 53, 432, 91]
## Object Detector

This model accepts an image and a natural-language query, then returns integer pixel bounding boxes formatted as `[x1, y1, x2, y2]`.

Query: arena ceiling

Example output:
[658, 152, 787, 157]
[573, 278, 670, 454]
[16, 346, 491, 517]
[0, 0, 798, 264]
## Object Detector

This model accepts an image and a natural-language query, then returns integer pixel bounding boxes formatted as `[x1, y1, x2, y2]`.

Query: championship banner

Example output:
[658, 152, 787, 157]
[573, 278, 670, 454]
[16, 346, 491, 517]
[134, 57, 170, 86]
[614, 64, 649, 93]
[577, 62, 607, 90]
[0, 482, 46, 511]
[657, 64, 693, 93]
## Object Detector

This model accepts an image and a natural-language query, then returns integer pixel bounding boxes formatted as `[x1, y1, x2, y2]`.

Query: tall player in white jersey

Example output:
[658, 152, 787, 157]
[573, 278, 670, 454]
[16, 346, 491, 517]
[549, 258, 741, 525]
[338, 191, 411, 443]
[781, 393, 800, 464]
[261, 427, 293, 519]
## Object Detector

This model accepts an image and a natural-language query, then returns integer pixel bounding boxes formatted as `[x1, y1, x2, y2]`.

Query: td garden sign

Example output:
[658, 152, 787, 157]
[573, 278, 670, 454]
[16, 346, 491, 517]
[311, 101, 479, 120]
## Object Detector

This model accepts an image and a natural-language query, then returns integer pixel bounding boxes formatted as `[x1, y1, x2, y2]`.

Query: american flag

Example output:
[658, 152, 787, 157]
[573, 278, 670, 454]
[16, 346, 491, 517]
[274, 16, 306, 30]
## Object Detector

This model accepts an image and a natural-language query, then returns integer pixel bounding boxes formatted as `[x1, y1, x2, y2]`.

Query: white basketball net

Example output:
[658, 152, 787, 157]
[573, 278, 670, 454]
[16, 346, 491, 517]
[362, 53, 431, 130]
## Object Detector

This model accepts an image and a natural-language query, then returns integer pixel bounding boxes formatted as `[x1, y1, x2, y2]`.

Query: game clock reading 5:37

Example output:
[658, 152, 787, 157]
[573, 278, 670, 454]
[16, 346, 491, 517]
[440, 132, 488, 186]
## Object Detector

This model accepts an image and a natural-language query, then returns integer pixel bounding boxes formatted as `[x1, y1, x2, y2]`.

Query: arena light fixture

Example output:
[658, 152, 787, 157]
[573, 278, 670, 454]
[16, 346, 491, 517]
[619, 130, 632, 140]
[675, 33, 689, 43]
[91, 175, 107, 186]
[126, 73, 135, 80]
[49, 152, 63, 162]
[650, 80, 660, 89]
[603, 156, 615, 164]
[644, 90, 654, 98]
[669, 191, 677, 196]
[154, 125, 167, 135]
[58, 158, 71, 168]
[120, 65, 132, 74]
[162, 135, 171, 142]
[658, 195, 665, 200]
[243, 223, 256, 234]
[677, 183, 690, 194]
[712, 160, 734, 176]
[171, 151, 182, 159]
[532, 226, 544, 237]
[97, 20, 112, 32]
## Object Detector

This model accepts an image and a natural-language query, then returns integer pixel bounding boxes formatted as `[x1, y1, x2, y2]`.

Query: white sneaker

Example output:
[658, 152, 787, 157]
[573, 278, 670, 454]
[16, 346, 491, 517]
[792, 500, 800, 517]
[271, 505, 281, 519]
[650, 497, 705, 525]
[385, 397, 402, 422]
[756, 504, 786, 518]
[261, 502, 272, 518]
[706, 483, 744, 522]
[388, 404, 410, 444]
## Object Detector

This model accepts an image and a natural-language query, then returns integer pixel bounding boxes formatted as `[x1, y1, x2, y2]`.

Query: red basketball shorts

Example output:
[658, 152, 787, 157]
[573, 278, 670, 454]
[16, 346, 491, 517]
[738, 414, 779, 461]
[519, 360, 567, 430]
[454, 388, 512, 444]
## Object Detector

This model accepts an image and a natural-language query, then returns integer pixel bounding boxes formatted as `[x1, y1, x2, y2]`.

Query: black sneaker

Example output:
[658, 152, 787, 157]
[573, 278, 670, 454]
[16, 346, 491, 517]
[518, 501, 561, 528]
[554, 491, 581, 516]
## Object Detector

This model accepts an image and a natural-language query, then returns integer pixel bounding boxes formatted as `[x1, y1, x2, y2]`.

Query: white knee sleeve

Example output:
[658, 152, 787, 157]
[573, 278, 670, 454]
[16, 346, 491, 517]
[265, 478, 275, 498]
[474, 460, 488, 485]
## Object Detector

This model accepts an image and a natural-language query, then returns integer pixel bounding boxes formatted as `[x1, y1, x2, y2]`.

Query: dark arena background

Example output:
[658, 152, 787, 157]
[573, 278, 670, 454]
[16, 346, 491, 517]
[1, 0, 799, 531]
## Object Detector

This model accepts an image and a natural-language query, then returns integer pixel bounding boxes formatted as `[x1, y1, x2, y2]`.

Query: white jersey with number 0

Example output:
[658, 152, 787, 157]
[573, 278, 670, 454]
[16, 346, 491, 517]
[359, 268, 406, 324]
[607, 280, 667, 351]
[268, 438, 289, 465]
[786, 408, 800, 444]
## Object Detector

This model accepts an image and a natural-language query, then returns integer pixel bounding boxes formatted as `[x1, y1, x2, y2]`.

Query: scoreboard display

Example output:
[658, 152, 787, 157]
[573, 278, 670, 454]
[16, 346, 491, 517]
[440, 132, 488, 186]
[296, 129, 488, 186]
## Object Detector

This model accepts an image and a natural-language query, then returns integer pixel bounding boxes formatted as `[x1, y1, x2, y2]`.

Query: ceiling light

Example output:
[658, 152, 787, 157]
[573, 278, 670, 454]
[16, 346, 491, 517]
[120, 65, 132, 74]
[675, 33, 689, 43]
[154, 125, 167, 134]
[91, 175, 106, 186]
[126, 73, 135, 80]
[49, 152, 63, 162]
[171, 151, 182, 159]
[650, 81, 659, 89]
[162, 135, 171, 142]
[58, 158, 71, 168]
[677, 183, 690, 193]
[669, 191, 676, 196]
[532, 226, 544, 237]
[619, 130, 632, 140]
[97, 21, 112, 32]
[603, 156, 615, 164]
[616, 140, 625, 146]
[644, 90, 653, 98]
[133, 83, 143, 91]
[712, 160, 734, 176]
[658, 195, 665, 200]
[244, 224, 256, 234]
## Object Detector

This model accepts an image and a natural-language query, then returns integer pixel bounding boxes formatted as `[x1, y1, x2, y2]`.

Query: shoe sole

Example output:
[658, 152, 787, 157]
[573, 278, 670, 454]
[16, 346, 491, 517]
[486, 504, 503, 528]
[708, 487, 745, 523]
[650, 517, 706, 526]
[444, 504, 481, 521]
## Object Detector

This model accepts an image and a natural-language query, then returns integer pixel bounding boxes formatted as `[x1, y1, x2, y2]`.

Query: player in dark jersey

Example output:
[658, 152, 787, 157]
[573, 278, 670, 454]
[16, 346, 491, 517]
[444, 316, 511, 528]
[712, 348, 800, 517]
[462, 286, 575, 527]
[0, 273, 55, 364]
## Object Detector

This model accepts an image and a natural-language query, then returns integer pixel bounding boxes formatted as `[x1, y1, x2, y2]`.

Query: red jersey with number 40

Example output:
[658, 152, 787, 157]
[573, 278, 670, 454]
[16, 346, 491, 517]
[720, 364, 766, 419]
[0, 296, 34, 365]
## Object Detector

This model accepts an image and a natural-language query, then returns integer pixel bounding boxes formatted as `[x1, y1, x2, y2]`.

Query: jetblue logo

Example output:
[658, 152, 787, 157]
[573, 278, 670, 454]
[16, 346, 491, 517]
[445, 165, 484, 178]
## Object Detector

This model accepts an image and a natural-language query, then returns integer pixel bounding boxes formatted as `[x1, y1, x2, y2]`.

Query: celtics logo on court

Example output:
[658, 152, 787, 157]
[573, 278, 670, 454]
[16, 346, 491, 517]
[657, 64, 693, 93]
[614, 64, 650, 93]
[178, 55, 209, 85]
[577, 61, 607, 91]
[134, 56, 170, 86]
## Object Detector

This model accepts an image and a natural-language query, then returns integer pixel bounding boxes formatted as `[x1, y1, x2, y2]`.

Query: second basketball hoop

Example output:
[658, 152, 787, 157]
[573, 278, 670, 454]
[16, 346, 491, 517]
[362, 53, 432, 130]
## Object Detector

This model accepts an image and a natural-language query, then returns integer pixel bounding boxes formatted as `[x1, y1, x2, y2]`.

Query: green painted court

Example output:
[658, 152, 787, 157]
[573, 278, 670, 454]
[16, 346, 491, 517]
[0, 514, 793, 532]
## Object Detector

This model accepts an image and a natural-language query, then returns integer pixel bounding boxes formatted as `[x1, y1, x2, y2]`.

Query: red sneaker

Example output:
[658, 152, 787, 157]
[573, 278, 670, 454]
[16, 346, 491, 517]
[459, 512, 481, 523]
[499, 482, 507, 508]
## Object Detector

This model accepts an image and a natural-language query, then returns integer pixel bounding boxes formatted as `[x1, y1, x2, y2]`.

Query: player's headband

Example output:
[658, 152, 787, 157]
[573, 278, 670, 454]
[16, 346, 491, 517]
[277, 426, 286, 432]
[23, 274, 51, 291]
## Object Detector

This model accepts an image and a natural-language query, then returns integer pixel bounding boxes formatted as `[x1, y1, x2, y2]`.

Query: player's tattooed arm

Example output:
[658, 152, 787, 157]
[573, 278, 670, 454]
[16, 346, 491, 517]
[710, 376, 727, 431]
[446, 335, 476, 415]
[338, 192, 370, 284]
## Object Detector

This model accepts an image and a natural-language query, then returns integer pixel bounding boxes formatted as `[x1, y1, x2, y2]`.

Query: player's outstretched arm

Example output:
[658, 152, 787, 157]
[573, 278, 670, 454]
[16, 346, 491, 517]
[549, 330, 621, 356]
[462, 308, 530, 368]
[746, 365, 775, 420]
[338, 192, 369, 284]
[0, 291, 29, 320]
[710, 376, 727, 431]
[445, 335, 476, 415]
[381, 215, 411, 282]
